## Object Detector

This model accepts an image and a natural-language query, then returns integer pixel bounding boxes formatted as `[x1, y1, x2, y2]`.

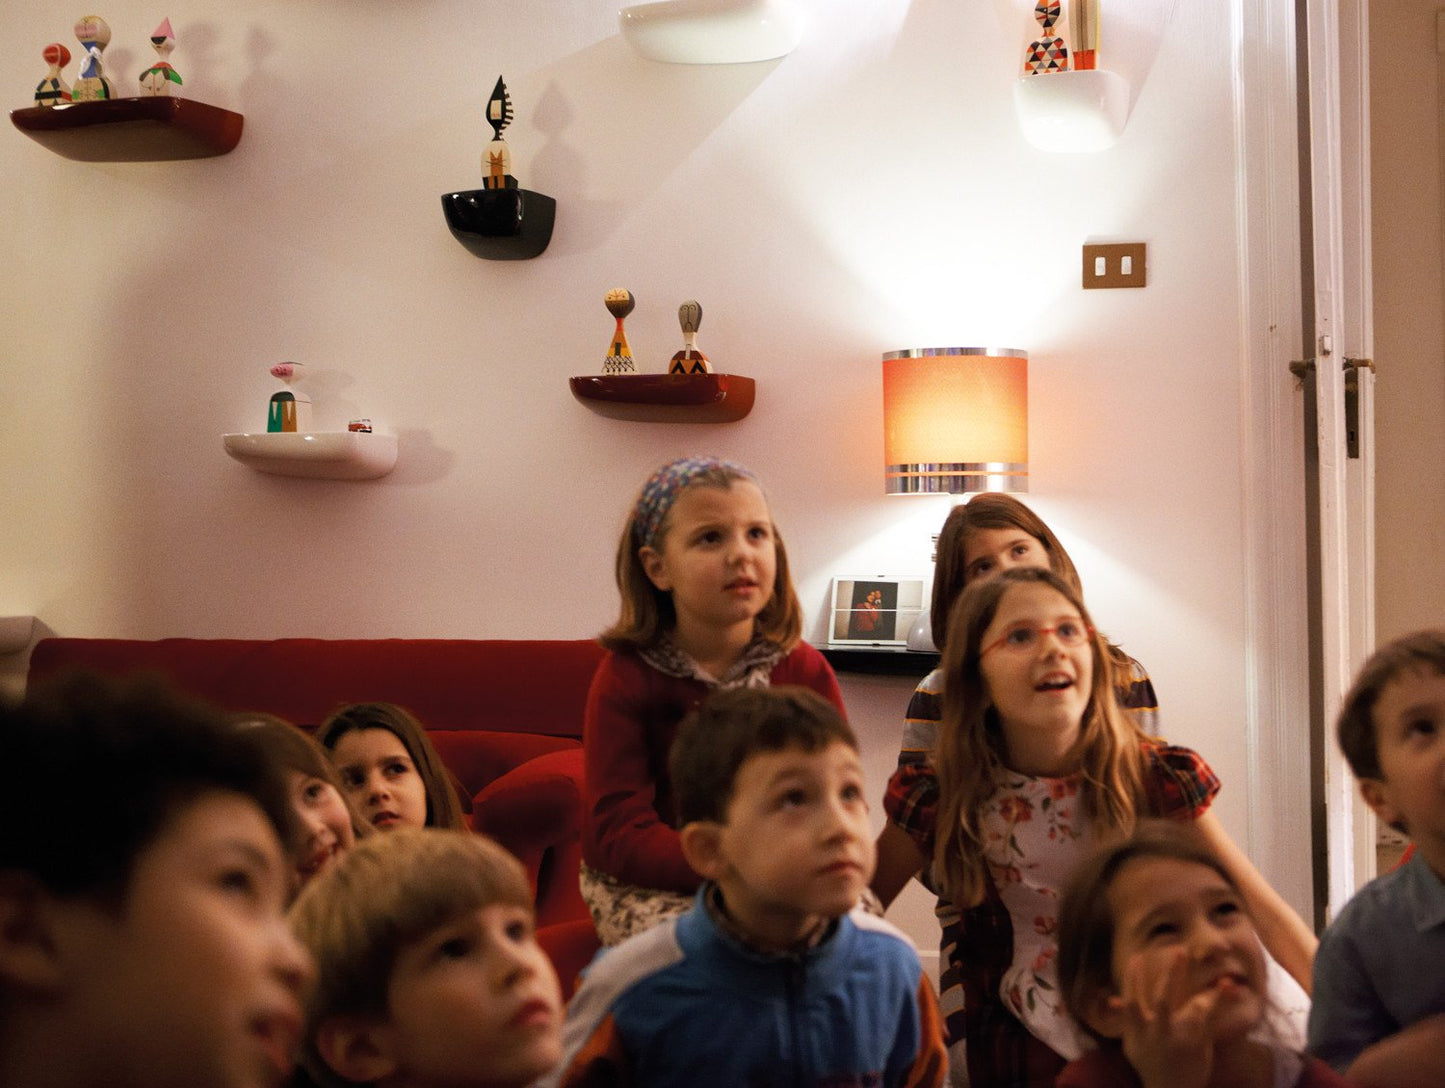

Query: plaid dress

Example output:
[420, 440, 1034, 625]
[884, 739, 1219, 1088]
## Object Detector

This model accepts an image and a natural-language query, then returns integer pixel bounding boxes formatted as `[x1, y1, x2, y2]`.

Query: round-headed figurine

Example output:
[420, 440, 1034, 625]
[139, 17, 182, 96]
[603, 288, 637, 375]
[35, 43, 72, 107]
[72, 15, 115, 102]
[668, 300, 712, 376]
[267, 362, 313, 434]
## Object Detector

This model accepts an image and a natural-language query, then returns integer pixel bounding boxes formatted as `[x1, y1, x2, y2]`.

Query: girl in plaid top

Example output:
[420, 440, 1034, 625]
[872, 569, 1315, 1087]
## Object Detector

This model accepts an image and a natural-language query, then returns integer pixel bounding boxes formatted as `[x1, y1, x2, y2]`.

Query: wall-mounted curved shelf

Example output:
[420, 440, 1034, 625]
[222, 432, 397, 480]
[619, 0, 802, 64]
[441, 187, 556, 259]
[1013, 69, 1129, 153]
[11, 96, 243, 161]
[569, 373, 755, 422]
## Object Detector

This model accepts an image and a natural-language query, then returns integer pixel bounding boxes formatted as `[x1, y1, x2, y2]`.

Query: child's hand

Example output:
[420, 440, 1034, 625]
[1109, 948, 1231, 1088]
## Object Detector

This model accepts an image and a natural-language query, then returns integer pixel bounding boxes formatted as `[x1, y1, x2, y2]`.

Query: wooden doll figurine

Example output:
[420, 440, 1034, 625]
[668, 301, 712, 375]
[483, 75, 516, 190]
[139, 17, 182, 96]
[71, 15, 115, 102]
[267, 362, 313, 434]
[1024, 0, 1069, 74]
[34, 43, 72, 107]
[603, 289, 636, 374]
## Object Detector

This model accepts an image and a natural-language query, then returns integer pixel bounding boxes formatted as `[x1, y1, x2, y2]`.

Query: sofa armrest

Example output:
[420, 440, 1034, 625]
[471, 747, 588, 932]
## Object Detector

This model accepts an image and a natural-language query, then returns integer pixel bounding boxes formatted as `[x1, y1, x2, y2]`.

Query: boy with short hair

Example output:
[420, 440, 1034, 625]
[288, 826, 564, 1088]
[1307, 629, 1445, 1087]
[546, 685, 947, 1088]
[0, 670, 315, 1088]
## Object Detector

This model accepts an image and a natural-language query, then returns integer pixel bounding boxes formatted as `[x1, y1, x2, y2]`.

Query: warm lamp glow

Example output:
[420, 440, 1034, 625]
[882, 347, 1028, 494]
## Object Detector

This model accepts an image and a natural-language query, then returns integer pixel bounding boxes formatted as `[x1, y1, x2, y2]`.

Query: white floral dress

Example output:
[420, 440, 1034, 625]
[981, 770, 1097, 1061]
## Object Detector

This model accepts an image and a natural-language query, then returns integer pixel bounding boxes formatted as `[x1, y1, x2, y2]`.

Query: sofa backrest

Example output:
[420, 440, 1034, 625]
[26, 637, 606, 741]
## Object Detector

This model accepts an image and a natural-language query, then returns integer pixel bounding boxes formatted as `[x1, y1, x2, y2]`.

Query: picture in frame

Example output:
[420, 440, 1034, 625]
[828, 576, 927, 646]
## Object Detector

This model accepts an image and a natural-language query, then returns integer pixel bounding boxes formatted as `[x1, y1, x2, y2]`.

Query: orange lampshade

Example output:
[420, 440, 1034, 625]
[882, 347, 1028, 494]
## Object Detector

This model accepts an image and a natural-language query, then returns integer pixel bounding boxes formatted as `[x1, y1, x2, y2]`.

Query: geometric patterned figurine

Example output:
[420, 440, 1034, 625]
[668, 300, 712, 375]
[483, 75, 515, 190]
[72, 15, 116, 102]
[34, 43, 72, 107]
[1023, 0, 1069, 74]
[603, 289, 637, 375]
[267, 362, 312, 434]
[139, 17, 182, 96]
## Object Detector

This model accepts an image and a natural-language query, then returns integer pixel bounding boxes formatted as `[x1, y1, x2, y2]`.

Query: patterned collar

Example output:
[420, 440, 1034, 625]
[639, 634, 785, 687]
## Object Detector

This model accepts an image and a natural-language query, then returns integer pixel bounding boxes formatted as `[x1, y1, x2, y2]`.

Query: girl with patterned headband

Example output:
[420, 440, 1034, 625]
[579, 456, 845, 945]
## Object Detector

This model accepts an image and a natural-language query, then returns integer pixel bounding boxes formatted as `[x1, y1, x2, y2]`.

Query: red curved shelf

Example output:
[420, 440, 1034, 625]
[10, 97, 243, 161]
[569, 373, 756, 423]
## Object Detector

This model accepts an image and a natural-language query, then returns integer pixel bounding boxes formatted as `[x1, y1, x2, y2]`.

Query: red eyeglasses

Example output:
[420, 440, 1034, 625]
[980, 620, 1093, 658]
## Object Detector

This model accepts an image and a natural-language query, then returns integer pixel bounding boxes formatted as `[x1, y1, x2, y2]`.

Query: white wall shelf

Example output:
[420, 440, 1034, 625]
[222, 432, 397, 480]
[619, 0, 802, 64]
[1013, 69, 1129, 153]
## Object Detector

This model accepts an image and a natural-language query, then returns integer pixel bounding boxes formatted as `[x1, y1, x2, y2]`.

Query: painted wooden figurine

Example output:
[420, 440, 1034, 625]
[71, 15, 115, 102]
[34, 43, 72, 107]
[139, 17, 182, 96]
[603, 289, 636, 374]
[267, 362, 313, 434]
[668, 301, 712, 375]
[1024, 0, 1069, 74]
[483, 75, 515, 190]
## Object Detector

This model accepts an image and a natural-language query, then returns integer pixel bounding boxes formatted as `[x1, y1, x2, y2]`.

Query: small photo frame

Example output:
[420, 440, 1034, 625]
[828, 576, 927, 646]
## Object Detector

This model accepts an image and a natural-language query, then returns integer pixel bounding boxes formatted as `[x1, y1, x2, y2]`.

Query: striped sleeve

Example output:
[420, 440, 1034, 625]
[898, 669, 945, 769]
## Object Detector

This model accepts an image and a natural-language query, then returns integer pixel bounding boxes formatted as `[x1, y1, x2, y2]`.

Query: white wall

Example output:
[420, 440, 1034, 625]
[0, 1, 1287, 950]
[1370, 1, 1445, 642]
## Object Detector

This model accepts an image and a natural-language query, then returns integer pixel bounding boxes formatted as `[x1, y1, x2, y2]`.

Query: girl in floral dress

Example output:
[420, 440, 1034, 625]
[873, 568, 1315, 1087]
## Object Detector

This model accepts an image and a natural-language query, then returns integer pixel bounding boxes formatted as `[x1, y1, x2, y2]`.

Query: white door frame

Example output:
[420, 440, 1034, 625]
[1236, 0, 1376, 927]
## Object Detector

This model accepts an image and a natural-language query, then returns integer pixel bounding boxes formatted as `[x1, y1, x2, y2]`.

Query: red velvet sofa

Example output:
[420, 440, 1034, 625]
[26, 636, 606, 995]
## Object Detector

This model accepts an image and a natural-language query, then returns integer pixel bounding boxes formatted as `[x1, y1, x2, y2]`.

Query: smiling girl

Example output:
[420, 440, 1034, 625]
[1055, 823, 1347, 1088]
[874, 568, 1315, 1086]
[232, 712, 369, 890]
[580, 456, 844, 945]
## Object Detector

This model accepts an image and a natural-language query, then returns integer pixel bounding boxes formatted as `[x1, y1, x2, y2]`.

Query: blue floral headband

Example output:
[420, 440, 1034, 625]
[632, 456, 755, 549]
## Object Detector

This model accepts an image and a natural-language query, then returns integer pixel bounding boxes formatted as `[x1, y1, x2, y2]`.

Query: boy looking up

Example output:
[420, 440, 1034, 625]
[547, 685, 947, 1088]
[0, 671, 315, 1088]
[1308, 630, 1445, 1087]
[288, 827, 563, 1088]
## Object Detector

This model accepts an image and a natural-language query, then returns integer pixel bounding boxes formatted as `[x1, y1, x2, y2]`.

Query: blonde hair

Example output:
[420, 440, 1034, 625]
[932, 567, 1151, 905]
[316, 702, 468, 831]
[289, 828, 532, 1085]
[600, 461, 803, 652]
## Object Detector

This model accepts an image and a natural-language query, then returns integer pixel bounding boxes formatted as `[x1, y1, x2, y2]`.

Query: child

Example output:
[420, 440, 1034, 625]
[1054, 822, 1349, 1088]
[0, 671, 314, 1088]
[289, 827, 563, 1088]
[236, 712, 371, 890]
[1306, 629, 1445, 1086]
[894, 494, 1159, 780]
[317, 701, 467, 833]
[581, 455, 844, 944]
[873, 567, 1315, 1087]
[547, 686, 946, 1088]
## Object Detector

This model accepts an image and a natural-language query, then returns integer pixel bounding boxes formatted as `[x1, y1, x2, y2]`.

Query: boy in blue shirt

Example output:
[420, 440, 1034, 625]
[547, 685, 947, 1087]
[1308, 630, 1445, 1087]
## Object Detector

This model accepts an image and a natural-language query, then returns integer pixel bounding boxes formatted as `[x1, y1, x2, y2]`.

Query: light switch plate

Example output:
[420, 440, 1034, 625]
[1082, 242, 1147, 289]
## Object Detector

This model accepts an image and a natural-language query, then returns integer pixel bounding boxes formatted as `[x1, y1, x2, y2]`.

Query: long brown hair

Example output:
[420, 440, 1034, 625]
[600, 462, 802, 653]
[930, 493, 1144, 692]
[932, 567, 1149, 906]
[316, 702, 468, 832]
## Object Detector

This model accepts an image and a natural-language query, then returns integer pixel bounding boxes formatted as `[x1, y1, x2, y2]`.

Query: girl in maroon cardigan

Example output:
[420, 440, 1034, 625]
[580, 456, 844, 945]
[1054, 823, 1347, 1088]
